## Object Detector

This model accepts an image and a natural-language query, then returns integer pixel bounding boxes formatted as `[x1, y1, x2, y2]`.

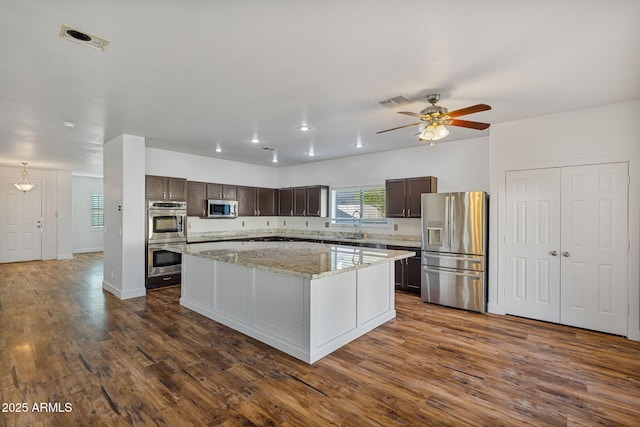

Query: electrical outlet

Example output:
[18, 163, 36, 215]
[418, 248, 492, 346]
[305, 221, 308, 227]
[325, 222, 329, 228]
[267, 220, 270, 226]
[242, 221, 245, 227]
[284, 220, 287, 226]
[394, 223, 398, 231]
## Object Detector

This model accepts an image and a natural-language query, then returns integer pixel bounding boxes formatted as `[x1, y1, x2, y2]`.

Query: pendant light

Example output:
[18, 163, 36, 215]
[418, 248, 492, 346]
[14, 162, 35, 193]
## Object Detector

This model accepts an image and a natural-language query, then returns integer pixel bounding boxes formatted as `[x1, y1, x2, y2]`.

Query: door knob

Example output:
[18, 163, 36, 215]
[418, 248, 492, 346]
[549, 250, 557, 256]
[562, 251, 570, 257]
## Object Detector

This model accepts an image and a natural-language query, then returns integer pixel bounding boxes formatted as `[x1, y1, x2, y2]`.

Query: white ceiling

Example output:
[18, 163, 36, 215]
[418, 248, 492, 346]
[0, 0, 638, 176]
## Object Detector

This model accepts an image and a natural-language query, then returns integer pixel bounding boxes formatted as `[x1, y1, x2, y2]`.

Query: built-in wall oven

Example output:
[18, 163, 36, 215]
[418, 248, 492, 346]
[146, 200, 187, 289]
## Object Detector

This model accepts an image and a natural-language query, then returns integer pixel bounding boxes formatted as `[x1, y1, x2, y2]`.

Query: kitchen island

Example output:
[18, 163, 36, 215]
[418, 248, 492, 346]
[164, 241, 414, 363]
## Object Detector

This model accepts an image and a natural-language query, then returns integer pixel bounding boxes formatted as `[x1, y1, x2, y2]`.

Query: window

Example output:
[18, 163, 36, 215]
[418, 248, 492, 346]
[331, 186, 387, 225]
[90, 193, 104, 228]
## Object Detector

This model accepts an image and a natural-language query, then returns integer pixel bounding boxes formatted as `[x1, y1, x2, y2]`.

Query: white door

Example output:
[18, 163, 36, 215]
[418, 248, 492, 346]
[560, 163, 628, 336]
[0, 178, 42, 263]
[505, 168, 562, 322]
[504, 163, 629, 336]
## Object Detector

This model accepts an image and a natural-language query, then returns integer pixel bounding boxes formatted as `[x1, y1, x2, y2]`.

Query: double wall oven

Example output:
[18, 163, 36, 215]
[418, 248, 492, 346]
[146, 200, 186, 289]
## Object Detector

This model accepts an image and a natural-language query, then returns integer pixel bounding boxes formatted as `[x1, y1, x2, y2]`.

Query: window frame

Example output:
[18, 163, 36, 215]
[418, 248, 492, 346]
[330, 185, 389, 228]
[90, 193, 104, 229]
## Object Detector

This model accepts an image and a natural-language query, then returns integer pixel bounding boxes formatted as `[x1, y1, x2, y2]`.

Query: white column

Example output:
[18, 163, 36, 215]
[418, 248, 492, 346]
[103, 134, 146, 299]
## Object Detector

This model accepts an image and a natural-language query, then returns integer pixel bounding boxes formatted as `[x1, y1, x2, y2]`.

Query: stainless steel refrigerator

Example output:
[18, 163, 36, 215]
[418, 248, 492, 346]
[421, 191, 488, 313]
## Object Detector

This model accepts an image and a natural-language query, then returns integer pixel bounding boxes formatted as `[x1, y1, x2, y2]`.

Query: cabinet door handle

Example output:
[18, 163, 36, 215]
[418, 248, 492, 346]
[408, 208, 411, 217]
[202, 208, 206, 216]
[303, 209, 306, 216]
[562, 251, 570, 257]
[402, 208, 405, 217]
[163, 192, 167, 199]
[317, 210, 320, 216]
[549, 250, 558, 256]
[168, 192, 172, 199]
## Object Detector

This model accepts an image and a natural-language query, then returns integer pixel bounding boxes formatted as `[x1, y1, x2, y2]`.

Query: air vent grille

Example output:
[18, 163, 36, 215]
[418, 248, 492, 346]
[378, 95, 412, 108]
[59, 24, 109, 51]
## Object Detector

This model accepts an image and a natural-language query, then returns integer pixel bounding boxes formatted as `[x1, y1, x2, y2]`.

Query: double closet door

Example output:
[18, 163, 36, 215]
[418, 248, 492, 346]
[505, 162, 628, 336]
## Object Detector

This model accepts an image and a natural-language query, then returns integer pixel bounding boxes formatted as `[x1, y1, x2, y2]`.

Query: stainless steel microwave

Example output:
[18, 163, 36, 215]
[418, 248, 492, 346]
[207, 199, 238, 218]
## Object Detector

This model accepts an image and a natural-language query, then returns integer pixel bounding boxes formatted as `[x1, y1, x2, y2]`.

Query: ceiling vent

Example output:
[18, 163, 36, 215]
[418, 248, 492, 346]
[378, 95, 412, 108]
[261, 146, 276, 151]
[59, 24, 109, 51]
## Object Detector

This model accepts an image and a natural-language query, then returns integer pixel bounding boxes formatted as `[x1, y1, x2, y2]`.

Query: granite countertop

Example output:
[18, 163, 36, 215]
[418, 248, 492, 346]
[187, 230, 421, 248]
[164, 241, 415, 280]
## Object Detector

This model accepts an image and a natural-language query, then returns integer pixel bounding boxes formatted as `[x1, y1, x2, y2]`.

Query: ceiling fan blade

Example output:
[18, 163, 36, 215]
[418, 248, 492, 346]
[376, 122, 423, 134]
[449, 119, 490, 130]
[397, 111, 425, 119]
[447, 104, 491, 118]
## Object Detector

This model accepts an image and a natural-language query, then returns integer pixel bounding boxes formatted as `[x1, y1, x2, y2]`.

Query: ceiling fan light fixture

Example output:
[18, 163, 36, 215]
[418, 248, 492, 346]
[14, 162, 36, 192]
[419, 124, 449, 142]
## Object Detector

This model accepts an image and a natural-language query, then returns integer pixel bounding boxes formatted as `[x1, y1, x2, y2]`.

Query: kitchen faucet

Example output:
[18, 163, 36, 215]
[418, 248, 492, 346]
[352, 210, 363, 238]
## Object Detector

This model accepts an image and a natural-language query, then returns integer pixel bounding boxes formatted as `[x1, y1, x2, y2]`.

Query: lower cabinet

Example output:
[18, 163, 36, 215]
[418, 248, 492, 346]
[389, 245, 421, 294]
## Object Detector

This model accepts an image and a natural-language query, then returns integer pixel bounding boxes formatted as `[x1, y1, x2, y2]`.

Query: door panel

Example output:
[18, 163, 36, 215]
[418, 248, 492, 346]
[505, 169, 561, 323]
[560, 163, 628, 336]
[1, 179, 43, 262]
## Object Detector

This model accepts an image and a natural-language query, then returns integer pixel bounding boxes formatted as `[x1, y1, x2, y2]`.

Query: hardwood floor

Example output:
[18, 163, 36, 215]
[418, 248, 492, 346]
[1, 253, 639, 426]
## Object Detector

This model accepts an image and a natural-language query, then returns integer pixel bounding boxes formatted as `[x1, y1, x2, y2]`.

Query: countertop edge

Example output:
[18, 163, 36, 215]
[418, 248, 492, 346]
[165, 242, 415, 280]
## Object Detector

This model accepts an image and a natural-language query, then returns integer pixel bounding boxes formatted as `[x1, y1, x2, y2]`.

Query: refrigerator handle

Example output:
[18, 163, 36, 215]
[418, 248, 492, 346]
[445, 194, 452, 250]
[425, 266, 483, 278]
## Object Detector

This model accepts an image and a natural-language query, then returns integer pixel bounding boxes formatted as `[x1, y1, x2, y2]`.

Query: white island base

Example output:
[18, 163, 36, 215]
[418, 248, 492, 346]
[180, 254, 395, 364]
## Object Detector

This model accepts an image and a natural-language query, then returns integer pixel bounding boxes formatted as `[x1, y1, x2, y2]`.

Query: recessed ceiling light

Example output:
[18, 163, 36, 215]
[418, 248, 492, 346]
[215, 145, 222, 153]
[251, 137, 260, 143]
[272, 152, 278, 163]
[355, 138, 363, 148]
[63, 121, 76, 129]
[297, 124, 311, 132]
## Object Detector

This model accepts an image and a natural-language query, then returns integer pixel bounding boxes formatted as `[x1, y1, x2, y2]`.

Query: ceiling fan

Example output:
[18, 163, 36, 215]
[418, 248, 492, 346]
[376, 94, 491, 146]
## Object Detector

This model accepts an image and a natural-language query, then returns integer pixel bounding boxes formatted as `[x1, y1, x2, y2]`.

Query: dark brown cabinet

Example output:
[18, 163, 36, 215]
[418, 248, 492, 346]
[257, 188, 277, 216]
[385, 176, 437, 218]
[293, 187, 307, 216]
[146, 175, 187, 200]
[306, 186, 328, 217]
[237, 186, 257, 216]
[206, 183, 237, 200]
[390, 245, 422, 294]
[279, 188, 294, 216]
[186, 181, 207, 216]
[293, 186, 329, 217]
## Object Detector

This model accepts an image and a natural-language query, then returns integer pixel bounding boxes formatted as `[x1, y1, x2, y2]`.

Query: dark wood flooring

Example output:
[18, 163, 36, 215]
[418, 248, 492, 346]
[1, 253, 639, 426]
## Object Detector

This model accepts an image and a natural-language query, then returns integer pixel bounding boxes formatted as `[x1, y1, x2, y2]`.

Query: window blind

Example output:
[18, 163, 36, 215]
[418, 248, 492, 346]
[331, 186, 387, 224]
[90, 193, 104, 227]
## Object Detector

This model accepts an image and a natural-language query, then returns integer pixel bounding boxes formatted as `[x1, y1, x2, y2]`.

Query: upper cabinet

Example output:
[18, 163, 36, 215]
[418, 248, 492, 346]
[146, 175, 187, 200]
[385, 176, 437, 218]
[237, 186, 257, 216]
[186, 181, 207, 216]
[257, 188, 278, 216]
[206, 183, 237, 201]
[306, 186, 328, 217]
[292, 186, 329, 217]
[279, 188, 294, 216]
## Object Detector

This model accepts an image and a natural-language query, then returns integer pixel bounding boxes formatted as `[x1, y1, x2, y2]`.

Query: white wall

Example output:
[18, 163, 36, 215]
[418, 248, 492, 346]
[146, 148, 278, 188]
[276, 137, 490, 238]
[56, 171, 73, 259]
[489, 99, 640, 340]
[72, 175, 104, 253]
[278, 136, 489, 191]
